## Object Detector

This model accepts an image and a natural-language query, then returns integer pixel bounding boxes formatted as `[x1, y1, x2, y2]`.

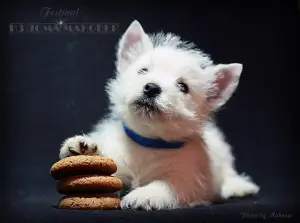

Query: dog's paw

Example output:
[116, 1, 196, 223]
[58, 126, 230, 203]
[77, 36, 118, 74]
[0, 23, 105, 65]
[59, 135, 99, 159]
[220, 174, 260, 199]
[120, 182, 178, 211]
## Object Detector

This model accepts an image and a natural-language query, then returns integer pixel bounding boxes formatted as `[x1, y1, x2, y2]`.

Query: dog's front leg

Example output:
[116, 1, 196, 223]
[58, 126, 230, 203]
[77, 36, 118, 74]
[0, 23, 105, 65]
[120, 180, 178, 210]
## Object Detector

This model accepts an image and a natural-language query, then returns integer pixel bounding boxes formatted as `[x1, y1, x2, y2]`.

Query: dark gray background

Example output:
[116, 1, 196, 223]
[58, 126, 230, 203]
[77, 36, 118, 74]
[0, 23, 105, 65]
[2, 1, 298, 222]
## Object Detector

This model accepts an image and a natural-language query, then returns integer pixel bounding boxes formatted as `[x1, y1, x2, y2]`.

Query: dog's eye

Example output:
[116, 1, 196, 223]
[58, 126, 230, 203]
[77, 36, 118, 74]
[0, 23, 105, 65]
[138, 68, 148, 75]
[177, 82, 189, 94]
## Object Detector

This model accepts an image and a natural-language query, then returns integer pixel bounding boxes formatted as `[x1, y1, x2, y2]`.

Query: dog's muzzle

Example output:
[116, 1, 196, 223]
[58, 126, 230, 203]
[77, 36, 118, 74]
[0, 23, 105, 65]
[131, 83, 162, 117]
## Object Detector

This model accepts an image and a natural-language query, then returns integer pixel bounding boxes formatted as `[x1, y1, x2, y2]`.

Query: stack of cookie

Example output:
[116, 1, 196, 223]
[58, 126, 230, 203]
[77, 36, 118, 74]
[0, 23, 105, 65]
[50, 155, 123, 210]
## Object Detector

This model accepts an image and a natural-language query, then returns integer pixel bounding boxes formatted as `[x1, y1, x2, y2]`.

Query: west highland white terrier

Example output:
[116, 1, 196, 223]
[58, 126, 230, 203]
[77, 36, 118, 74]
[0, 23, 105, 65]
[59, 20, 260, 210]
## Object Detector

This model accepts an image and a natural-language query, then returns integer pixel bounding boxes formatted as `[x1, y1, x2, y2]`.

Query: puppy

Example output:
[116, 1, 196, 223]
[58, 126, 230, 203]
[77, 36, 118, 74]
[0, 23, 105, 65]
[59, 20, 260, 210]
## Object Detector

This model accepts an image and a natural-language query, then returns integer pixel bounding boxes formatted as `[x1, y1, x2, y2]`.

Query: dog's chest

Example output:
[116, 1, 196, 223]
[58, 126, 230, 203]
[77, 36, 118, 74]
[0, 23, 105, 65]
[125, 139, 208, 188]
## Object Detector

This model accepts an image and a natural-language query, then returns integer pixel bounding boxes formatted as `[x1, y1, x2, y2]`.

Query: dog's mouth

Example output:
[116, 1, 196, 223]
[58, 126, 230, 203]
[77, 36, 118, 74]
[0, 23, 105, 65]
[131, 97, 161, 118]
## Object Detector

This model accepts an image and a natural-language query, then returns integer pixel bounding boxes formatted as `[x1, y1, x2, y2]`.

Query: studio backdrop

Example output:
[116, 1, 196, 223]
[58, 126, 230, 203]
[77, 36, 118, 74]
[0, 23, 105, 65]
[2, 1, 298, 222]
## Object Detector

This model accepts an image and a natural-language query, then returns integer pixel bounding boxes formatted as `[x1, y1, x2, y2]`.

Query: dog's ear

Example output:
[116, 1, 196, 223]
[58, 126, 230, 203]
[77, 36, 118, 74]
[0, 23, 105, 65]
[116, 20, 153, 72]
[206, 63, 243, 110]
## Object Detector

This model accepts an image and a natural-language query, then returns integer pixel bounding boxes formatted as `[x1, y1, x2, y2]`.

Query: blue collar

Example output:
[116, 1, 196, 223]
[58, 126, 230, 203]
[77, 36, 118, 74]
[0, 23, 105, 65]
[122, 122, 185, 149]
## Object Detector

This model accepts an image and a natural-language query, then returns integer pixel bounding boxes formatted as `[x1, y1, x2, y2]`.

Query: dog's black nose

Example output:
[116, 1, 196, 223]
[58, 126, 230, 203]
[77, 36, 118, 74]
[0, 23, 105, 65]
[143, 83, 161, 98]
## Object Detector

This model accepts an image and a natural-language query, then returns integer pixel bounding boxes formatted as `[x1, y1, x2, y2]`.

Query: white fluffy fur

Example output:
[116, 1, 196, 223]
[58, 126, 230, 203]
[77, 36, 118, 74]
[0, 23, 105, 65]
[59, 20, 260, 210]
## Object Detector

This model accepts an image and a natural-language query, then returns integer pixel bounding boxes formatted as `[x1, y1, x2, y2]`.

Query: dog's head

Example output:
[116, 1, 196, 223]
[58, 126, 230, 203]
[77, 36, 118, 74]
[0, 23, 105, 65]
[106, 20, 243, 140]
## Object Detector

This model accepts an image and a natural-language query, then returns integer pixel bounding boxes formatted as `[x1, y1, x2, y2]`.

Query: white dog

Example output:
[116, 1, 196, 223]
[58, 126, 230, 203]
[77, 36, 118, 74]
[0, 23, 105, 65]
[59, 20, 260, 210]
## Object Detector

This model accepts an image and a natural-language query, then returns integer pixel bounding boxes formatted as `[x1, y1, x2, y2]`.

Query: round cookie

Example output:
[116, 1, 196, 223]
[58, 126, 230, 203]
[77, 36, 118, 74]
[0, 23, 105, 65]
[58, 194, 120, 210]
[57, 174, 123, 194]
[50, 155, 117, 180]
